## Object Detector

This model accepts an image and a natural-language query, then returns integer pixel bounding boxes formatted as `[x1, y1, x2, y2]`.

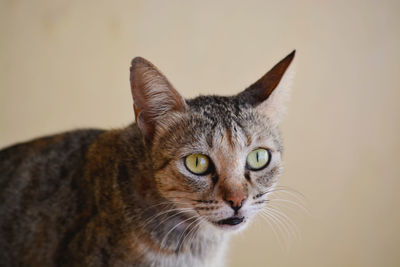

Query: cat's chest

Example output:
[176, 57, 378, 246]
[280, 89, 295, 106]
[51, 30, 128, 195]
[147, 241, 227, 267]
[139, 234, 228, 267]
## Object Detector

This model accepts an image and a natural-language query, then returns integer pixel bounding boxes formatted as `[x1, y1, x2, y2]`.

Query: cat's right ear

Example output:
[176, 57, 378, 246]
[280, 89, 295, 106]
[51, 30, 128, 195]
[130, 57, 187, 141]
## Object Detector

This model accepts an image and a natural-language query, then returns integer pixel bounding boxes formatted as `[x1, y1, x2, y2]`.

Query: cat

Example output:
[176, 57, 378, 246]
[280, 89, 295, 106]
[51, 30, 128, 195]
[0, 50, 295, 267]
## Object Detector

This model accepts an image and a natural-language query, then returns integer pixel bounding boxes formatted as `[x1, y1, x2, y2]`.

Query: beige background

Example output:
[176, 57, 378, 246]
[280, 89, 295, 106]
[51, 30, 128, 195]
[1, 0, 399, 266]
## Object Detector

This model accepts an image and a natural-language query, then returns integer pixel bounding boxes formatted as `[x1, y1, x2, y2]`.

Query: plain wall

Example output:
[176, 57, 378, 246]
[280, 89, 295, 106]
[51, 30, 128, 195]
[1, 0, 399, 266]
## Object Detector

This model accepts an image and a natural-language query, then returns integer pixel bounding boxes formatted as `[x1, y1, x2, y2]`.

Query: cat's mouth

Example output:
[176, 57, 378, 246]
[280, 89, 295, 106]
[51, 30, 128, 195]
[214, 216, 245, 229]
[211, 216, 246, 231]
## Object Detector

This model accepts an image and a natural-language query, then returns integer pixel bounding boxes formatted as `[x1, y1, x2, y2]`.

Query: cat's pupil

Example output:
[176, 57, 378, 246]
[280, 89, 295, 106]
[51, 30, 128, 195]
[256, 151, 259, 162]
[195, 156, 199, 167]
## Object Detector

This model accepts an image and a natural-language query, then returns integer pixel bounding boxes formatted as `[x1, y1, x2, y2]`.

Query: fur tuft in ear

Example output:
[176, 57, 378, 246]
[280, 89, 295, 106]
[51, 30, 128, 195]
[130, 57, 187, 141]
[238, 50, 296, 124]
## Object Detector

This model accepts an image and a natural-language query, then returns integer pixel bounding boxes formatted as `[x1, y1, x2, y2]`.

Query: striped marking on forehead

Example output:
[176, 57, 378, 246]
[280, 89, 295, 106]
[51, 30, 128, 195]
[209, 127, 248, 186]
[206, 122, 249, 150]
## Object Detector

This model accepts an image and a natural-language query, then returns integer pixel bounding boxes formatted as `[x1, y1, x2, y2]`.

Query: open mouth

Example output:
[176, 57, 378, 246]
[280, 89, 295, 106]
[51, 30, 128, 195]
[216, 216, 244, 226]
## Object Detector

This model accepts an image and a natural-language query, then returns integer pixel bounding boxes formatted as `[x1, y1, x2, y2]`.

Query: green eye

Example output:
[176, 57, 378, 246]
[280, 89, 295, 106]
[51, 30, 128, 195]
[184, 154, 210, 175]
[246, 148, 270, 170]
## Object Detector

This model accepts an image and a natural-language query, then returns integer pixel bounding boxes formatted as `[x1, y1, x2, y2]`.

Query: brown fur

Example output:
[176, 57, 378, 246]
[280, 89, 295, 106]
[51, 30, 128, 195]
[0, 51, 295, 266]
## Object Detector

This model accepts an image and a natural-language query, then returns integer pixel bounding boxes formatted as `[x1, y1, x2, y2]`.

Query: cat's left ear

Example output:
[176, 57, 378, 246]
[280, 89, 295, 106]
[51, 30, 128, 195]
[238, 50, 296, 124]
[130, 57, 187, 141]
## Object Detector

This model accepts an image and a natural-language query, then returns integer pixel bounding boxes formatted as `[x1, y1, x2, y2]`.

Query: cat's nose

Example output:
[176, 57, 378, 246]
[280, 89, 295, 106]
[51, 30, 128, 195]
[224, 195, 247, 212]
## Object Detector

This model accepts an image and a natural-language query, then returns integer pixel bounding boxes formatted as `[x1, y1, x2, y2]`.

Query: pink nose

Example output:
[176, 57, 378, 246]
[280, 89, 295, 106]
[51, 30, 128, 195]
[224, 194, 247, 212]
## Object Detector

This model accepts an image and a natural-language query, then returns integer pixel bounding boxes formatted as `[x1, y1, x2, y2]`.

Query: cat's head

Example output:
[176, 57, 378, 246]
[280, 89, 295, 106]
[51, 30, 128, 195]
[130, 51, 295, 232]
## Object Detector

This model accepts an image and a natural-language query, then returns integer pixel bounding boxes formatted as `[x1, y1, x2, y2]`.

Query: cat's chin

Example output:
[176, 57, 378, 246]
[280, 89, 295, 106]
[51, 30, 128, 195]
[211, 216, 248, 232]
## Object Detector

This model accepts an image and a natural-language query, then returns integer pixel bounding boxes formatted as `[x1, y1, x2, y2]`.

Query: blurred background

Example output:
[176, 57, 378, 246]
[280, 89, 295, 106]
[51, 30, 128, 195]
[1, 0, 399, 266]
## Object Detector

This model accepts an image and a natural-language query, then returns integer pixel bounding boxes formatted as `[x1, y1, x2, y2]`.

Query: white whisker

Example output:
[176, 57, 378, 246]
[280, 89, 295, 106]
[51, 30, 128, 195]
[265, 207, 300, 242]
[160, 215, 198, 249]
[177, 217, 203, 252]
[267, 198, 311, 215]
[261, 210, 291, 247]
[258, 213, 285, 250]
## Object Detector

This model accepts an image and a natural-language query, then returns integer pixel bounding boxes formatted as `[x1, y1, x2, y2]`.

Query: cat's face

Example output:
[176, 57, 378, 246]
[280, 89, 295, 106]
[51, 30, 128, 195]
[130, 51, 295, 232]
[151, 97, 283, 231]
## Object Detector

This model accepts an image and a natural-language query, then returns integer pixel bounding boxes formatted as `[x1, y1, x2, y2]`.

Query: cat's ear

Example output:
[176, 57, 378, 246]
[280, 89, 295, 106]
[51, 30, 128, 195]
[238, 50, 295, 124]
[130, 57, 187, 140]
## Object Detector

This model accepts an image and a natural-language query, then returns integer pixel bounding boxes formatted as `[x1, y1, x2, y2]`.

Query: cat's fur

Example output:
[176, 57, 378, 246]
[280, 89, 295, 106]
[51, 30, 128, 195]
[0, 51, 295, 267]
